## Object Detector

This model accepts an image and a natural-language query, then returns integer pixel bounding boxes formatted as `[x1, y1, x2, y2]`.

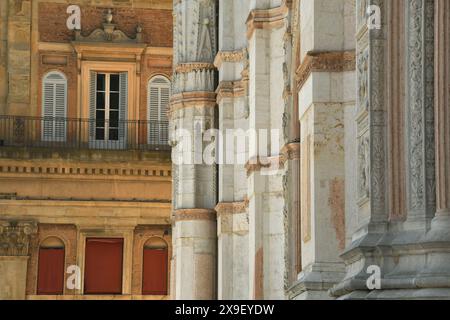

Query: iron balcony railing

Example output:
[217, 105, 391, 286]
[0, 115, 170, 151]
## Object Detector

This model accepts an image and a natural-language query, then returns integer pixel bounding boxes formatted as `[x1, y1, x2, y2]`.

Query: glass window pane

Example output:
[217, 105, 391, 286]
[97, 74, 105, 91]
[95, 128, 104, 140]
[96, 110, 105, 121]
[110, 74, 120, 92]
[110, 109, 119, 123]
[109, 128, 119, 141]
[96, 92, 105, 109]
[110, 92, 119, 110]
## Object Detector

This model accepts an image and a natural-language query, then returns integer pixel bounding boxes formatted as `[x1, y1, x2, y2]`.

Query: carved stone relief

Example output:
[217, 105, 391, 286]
[0, 220, 37, 256]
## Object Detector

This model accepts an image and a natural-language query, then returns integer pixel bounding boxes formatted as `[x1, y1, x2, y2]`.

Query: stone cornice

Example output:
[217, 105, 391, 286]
[215, 200, 249, 216]
[0, 162, 171, 180]
[216, 80, 246, 103]
[173, 209, 217, 222]
[169, 92, 217, 116]
[174, 62, 216, 74]
[213, 48, 248, 69]
[246, 3, 289, 39]
[295, 50, 356, 91]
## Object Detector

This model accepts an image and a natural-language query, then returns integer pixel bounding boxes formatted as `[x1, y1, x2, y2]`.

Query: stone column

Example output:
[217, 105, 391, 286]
[404, 0, 436, 229]
[215, 0, 251, 300]
[285, 0, 301, 286]
[246, 0, 290, 300]
[170, 0, 218, 300]
[432, 0, 450, 226]
[0, 220, 37, 300]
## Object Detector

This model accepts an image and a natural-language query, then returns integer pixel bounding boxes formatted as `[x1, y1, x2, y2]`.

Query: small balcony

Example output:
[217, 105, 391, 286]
[0, 115, 170, 153]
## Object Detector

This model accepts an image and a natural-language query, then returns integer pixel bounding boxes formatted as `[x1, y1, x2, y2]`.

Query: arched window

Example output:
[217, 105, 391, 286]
[42, 71, 67, 142]
[37, 237, 65, 295]
[147, 76, 170, 147]
[142, 237, 168, 295]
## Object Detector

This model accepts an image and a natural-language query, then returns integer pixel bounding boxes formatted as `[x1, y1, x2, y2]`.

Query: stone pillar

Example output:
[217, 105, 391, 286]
[245, 0, 290, 300]
[170, 0, 218, 300]
[0, 220, 37, 300]
[291, 0, 354, 300]
[329, 0, 389, 300]
[432, 0, 450, 226]
[284, 0, 301, 287]
[215, 0, 251, 300]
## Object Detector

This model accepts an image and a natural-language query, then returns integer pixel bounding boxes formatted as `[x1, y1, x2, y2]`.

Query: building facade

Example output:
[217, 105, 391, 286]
[170, 0, 450, 300]
[0, 0, 173, 299]
[1, 0, 449, 301]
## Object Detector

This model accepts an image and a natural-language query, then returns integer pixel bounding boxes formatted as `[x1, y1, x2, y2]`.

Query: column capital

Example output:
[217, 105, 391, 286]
[0, 220, 37, 256]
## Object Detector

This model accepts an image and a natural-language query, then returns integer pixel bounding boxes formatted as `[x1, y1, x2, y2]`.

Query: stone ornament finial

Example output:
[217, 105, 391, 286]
[105, 8, 113, 24]
[0, 220, 38, 256]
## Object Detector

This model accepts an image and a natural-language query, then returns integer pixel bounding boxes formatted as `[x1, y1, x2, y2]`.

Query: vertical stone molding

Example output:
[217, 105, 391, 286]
[405, 0, 436, 228]
[433, 0, 450, 221]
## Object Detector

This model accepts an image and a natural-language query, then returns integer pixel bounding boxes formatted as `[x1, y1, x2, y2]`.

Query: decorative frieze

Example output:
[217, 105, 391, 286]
[405, 0, 436, 220]
[213, 49, 247, 69]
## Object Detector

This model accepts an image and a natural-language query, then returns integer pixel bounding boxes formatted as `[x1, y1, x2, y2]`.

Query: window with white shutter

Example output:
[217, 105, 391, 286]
[41, 71, 67, 142]
[147, 76, 170, 147]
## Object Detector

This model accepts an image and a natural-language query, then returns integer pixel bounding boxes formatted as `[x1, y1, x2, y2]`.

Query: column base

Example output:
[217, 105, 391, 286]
[288, 262, 345, 300]
[332, 226, 450, 300]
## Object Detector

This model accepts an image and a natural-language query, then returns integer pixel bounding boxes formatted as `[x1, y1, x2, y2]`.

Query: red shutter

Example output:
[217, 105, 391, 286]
[84, 238, 123, 294]
[142, 248, 168, 295]
[37, 248, 65, 295]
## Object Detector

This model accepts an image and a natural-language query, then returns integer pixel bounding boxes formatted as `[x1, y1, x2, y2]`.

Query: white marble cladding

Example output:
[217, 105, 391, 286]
[171, 0, 450, 301]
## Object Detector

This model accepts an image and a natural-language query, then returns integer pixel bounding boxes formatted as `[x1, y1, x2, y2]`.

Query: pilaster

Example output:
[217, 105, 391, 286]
[291, 0, 354, 300]
[0, 220, 37, 300]
[246, 0, 289, 300]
